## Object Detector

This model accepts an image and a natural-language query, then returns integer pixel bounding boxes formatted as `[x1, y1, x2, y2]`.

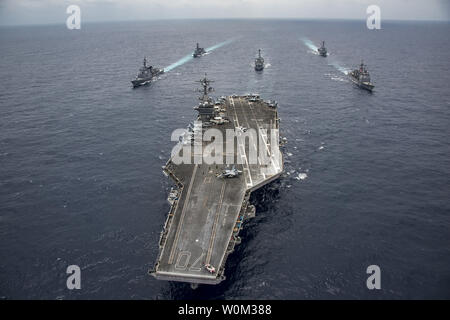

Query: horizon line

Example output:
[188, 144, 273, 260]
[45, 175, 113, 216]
[1, 16, 449, 28]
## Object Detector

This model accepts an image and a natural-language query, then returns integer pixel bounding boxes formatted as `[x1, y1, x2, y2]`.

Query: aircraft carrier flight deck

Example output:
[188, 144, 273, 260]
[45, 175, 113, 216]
[150, 76, 283, 285]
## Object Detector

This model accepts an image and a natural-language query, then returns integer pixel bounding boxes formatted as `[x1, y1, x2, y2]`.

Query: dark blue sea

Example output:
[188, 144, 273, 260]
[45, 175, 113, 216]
[1, 19, 449, 299]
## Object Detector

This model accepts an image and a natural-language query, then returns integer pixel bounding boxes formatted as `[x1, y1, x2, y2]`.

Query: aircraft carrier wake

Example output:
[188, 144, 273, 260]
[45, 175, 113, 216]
[150, 76, 283, 285]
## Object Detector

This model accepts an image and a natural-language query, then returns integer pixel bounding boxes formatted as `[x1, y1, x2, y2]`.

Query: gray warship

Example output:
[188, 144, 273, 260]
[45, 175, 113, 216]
[254, 49, 265, 71]
[193, 43, 207, 58]
[150, 76, 283, 286]
[131, 57, 164, 88]
[349, 61, 374, 92]
[318, 41, 327, 57]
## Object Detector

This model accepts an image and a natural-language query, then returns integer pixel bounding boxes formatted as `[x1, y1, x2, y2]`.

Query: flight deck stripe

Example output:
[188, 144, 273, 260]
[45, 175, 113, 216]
[168, 164, 198, 264]
[248, 102, 280, 172]
[230, 98, 252, 187]
[206, 181, 226, 265]
[238, 97, 259, 165]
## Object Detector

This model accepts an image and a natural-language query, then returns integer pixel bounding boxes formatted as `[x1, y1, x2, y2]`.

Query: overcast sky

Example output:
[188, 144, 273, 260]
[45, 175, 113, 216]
[0, 0, 449, 26]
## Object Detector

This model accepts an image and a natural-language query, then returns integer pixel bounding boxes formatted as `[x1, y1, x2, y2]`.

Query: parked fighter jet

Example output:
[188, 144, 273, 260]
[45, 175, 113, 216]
[236, 126, 248, 133]
[217, 166, 242, 178]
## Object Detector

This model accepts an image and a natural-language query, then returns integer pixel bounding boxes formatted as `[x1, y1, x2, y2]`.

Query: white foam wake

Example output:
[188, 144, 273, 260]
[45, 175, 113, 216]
[301, 38, 318, 54]
[164, 38, 235, 72]
[328, 61, 351, 75]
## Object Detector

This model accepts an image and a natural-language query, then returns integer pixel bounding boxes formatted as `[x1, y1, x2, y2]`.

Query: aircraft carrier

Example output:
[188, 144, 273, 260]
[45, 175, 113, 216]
[150, 76, 283, 285]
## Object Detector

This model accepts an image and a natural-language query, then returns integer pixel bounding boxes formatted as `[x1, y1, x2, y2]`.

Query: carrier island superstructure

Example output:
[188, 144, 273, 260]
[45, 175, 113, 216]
[150, 76, 283, 285]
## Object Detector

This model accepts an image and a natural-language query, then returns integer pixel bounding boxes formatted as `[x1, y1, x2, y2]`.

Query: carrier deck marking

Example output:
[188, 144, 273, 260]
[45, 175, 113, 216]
[168, 164, 198, 264]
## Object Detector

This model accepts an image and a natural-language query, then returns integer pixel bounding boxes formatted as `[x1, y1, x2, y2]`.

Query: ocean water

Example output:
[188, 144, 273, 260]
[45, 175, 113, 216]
[0, 19, 449, 299]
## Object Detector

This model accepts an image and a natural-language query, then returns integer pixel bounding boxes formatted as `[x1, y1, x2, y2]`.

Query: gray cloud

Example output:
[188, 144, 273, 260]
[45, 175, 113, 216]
[0, 0, 448, 26]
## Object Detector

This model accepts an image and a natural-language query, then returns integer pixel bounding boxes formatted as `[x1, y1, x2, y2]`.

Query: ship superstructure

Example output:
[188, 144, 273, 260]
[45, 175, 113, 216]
[349, 60, 374, 92]
[254, 49, 265, 71]
[131, 57, 164, 88]
[193, 43, 207, 58]
[318, 41, 327, 57]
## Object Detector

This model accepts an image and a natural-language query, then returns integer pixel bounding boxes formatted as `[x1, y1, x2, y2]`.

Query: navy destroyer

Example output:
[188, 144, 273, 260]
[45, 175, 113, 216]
[318, 41, 327, 57]
[131, 57, 164, 88]
[150, 76, 283, 285]
[193, 43, 207, 58]
[254, 49, 265, 71]
[349, 61, 374, 92]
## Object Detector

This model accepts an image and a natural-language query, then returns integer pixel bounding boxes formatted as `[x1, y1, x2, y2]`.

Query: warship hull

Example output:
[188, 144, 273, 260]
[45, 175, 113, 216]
[254, 49, 265, 71]
[131, 69, 164, 88]
[151, 96, 283, 285]
[131, 79, 151, 88]
[318, 41, 327, 57]
[349, 77, 374, 92]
